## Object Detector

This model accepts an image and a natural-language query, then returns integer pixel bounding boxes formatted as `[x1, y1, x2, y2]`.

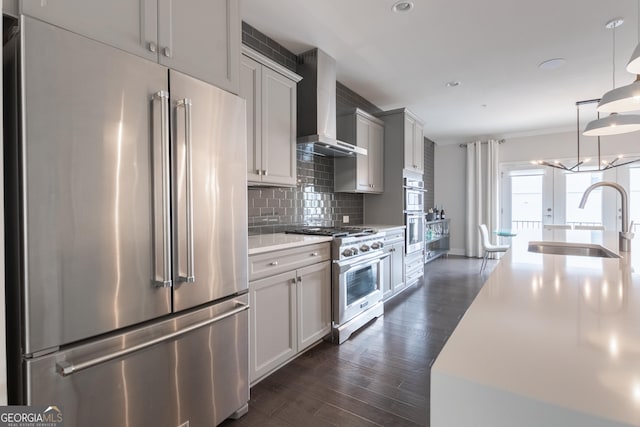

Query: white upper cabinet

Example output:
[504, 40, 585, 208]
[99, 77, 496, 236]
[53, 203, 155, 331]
[335, 108, 384, 193]
[241, 47, 301, 187]
[20, 0, 240, 93]
[403, 112, 424, 173]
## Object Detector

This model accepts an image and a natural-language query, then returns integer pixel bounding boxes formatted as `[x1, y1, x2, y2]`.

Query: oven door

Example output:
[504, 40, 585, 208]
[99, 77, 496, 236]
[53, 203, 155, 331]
[333, 253, 385, 326]
[404, 188, 424, 211]
[405, 213, 424, 254]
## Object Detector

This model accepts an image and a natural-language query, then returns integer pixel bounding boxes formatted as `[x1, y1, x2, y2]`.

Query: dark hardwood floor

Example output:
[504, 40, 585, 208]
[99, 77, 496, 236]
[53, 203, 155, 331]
[222, 256, 494, 427]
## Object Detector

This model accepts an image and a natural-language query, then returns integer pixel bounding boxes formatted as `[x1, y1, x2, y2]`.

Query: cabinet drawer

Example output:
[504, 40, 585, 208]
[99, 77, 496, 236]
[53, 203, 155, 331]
[249, 243, 330, 281]
[405, 253, 424, 279]
[384, 230, 405, 244]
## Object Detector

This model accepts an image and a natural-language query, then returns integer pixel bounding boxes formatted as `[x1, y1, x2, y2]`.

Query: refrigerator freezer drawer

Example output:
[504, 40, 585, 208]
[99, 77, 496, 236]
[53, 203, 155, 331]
[24, 295, 249, 427]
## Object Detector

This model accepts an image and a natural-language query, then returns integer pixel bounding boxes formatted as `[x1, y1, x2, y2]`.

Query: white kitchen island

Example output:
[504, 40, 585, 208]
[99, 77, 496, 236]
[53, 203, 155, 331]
[431, 229, 640, 427]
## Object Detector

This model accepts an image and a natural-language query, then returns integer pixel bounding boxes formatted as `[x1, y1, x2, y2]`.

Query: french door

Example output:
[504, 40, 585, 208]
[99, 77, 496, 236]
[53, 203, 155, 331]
[500, 165, 553, 231]
[500, 163, 625, 232]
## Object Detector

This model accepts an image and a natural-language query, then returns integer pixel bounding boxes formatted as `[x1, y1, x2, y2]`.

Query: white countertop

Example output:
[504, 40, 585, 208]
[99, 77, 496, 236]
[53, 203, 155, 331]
[432, 229, 640, 427]
[248, 225, 403, 255]
[248, 233, 333, 255]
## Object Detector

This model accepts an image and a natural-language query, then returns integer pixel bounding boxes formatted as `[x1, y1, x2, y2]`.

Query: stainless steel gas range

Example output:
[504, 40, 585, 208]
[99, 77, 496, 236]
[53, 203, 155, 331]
[287, 227, 387, 343]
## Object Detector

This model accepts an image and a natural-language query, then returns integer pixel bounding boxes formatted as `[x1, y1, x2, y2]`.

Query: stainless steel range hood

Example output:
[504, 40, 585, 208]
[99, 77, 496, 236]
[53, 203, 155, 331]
[297, 49, 367, 157]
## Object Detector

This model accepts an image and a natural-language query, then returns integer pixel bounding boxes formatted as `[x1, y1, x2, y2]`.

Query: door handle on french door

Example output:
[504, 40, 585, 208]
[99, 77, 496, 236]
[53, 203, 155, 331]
[153, 91, 172, 288]
[177, 98, 195, 283]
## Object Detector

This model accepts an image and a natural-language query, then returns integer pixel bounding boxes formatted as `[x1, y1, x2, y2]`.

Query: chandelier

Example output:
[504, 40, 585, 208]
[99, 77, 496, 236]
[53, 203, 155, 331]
[532, 99, 640, 172]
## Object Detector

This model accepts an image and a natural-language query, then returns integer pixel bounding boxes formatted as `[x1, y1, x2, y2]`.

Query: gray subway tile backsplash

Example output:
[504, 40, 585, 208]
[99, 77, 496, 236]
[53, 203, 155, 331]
[248, 149, 364, 235]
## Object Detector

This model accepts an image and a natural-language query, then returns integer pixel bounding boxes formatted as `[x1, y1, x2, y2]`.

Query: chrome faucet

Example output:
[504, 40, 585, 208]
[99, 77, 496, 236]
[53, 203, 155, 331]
[579, 181, 633, 252]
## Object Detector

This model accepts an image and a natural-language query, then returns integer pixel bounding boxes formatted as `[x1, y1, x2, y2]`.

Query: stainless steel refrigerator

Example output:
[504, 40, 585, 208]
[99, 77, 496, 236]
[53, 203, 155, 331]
[4, 16, 249, 426]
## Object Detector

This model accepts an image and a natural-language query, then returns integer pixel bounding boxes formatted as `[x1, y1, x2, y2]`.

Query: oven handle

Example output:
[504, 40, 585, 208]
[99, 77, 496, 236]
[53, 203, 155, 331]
[335, 252, 389, 273]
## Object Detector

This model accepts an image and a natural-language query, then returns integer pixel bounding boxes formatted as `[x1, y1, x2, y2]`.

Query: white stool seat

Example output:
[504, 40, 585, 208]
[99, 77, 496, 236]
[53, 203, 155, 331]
[479, 224, 509, 273]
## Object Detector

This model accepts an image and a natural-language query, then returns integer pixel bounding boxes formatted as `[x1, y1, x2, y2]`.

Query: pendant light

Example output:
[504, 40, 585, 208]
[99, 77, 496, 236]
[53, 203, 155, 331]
[600, 1, 640, 112]
[584, 18, 640, 136]
[584, 112, 640, 135]
[628, 0, 640, 74]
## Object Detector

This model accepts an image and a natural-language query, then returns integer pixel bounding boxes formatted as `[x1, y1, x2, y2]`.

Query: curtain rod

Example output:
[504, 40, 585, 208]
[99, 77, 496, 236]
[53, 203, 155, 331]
[459, 139, 506, 148]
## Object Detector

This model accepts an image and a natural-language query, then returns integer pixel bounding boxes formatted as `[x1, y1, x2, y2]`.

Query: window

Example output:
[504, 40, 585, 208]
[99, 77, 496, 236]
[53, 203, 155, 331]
[565, 172, 603, 227]
[511, 174, 543, 230]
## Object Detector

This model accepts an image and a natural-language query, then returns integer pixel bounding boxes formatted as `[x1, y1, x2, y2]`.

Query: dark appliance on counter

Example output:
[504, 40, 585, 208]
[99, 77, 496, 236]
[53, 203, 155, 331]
[287, 227, 387, 343]
[4, 16, 249, 427]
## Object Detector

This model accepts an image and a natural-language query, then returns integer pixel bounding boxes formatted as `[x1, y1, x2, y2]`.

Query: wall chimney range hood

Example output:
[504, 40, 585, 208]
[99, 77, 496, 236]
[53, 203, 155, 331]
[297, 49, 367, 157]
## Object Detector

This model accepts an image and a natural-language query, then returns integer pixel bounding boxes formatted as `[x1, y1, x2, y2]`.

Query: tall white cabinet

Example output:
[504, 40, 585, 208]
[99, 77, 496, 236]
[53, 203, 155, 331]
[20, 0, 241, 93]
[365, 108, 426, 289]
[335, 108, 384, 193]
[241, 47, 301, 187]
[365, 108, 426, 225]
[403, 112, 425, 173]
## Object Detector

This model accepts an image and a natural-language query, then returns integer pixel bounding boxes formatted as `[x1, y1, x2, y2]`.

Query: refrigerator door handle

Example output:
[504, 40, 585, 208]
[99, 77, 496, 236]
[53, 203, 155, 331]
[153, 90, 172, 288]
[177, 98, 196, 283]
[56, 301, 249, 377]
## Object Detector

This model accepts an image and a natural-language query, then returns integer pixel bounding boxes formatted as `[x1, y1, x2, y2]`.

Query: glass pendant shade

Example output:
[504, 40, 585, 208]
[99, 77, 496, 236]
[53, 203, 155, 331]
[597, 76, 640, 112]
[626, 43, 640, 74]
[583, 112, 640, 136]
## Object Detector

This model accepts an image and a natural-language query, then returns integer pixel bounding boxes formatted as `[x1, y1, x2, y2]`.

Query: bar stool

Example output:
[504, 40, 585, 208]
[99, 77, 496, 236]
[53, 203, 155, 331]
[479, 224, 509, 273]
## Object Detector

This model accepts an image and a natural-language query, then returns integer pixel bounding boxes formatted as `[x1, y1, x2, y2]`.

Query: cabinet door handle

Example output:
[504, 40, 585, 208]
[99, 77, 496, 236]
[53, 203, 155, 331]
[297, 276, 302, 283]
[163, 47, 172, 58]
[311, 252, 318, 257]
[270, 261, 278, 266]
[148, 41, 157, 53]
[177, 98, 195, 283]
[152, 91, 172, 289]
[263, 170, 268, 176]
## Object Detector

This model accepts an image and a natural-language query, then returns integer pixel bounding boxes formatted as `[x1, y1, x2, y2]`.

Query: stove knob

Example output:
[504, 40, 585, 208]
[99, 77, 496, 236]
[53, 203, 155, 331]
[370, 242, 383, 250]
[360, 244, 370, 252]
[343, 247, 360, 257]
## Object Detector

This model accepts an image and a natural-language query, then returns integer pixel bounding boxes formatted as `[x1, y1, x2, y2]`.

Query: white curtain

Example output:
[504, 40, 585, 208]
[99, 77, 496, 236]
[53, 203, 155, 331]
[465, 140, 500, 257]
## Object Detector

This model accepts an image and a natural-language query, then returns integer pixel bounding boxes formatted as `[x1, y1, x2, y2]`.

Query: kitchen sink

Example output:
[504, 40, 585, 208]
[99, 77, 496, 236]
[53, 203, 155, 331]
[527, 241, 620, 258]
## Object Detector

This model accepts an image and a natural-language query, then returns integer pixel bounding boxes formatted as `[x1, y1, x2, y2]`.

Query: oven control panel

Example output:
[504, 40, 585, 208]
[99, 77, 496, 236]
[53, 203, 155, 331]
[333, 232, 386, 260]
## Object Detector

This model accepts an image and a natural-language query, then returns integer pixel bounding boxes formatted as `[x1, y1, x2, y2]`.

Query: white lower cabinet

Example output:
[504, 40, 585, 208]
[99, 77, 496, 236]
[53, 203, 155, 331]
[404, 251, 425, 287]
[382, 230, 406, 300]
[249, 243, 331, 384]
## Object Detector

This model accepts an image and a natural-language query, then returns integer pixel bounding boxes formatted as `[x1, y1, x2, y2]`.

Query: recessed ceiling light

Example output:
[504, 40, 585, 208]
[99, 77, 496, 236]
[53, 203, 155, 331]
[538, 58, 567, 70]
[392, 1, 414, 13]
[445, 81, 461, 87]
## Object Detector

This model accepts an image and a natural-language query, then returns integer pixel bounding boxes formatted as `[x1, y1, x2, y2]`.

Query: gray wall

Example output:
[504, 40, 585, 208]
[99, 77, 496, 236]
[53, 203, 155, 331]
[424, 137, 435, 210]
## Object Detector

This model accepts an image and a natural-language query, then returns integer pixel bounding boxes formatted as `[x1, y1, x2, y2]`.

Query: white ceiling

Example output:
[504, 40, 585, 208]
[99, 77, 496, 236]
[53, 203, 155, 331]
[241, 0, 640, 145]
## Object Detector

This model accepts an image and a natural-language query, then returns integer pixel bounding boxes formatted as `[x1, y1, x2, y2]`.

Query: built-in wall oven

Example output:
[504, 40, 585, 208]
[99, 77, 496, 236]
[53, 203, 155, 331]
[404, 177, 425, 211]
[405, 212, 425, 254]
[404, 174, 425, 254]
